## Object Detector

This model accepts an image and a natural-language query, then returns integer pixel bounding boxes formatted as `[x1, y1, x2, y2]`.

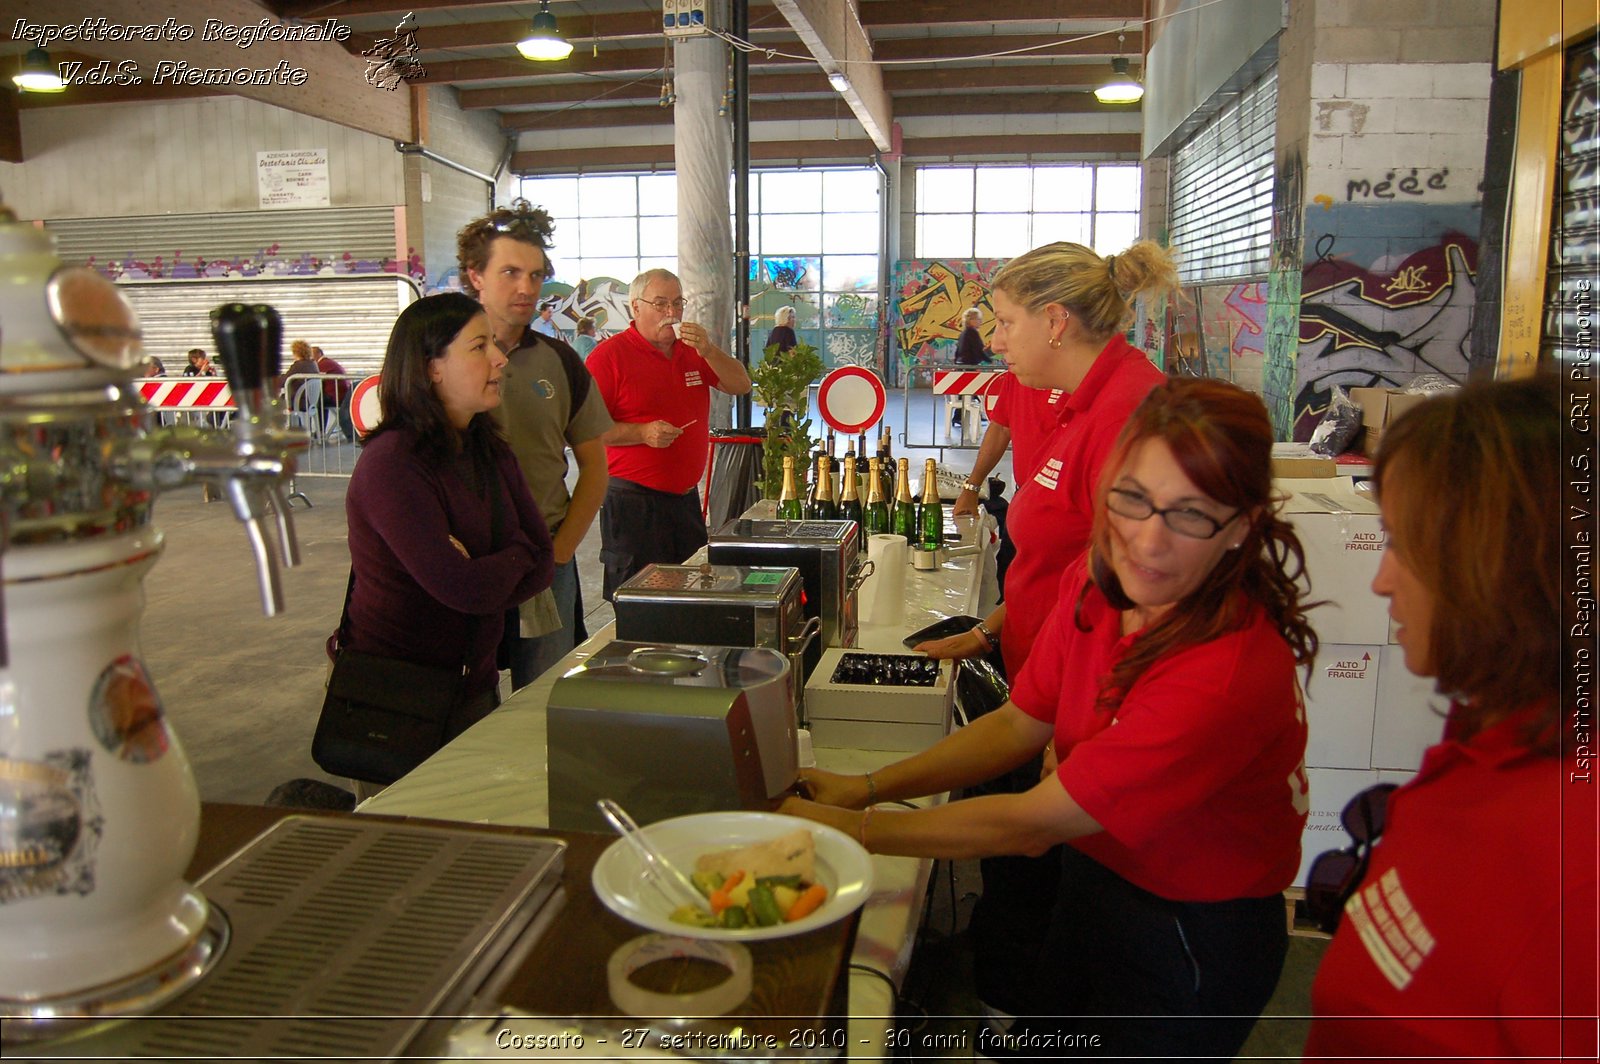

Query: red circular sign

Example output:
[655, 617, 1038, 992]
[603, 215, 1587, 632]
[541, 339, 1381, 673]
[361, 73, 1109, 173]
[816, 366, 886, 435]
[349, 374, 383, 437]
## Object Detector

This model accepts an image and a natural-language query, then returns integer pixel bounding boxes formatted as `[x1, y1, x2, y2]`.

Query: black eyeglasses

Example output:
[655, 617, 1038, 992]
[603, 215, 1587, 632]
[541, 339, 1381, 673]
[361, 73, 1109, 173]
[637, 297, 687, 312]
[1105, 487, 1239, 540]
[1304, 783, 1399, 933]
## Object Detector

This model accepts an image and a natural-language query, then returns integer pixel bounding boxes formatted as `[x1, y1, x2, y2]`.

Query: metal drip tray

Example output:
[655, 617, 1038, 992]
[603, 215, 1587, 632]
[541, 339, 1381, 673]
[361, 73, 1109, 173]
[33, 816, 565, 1059]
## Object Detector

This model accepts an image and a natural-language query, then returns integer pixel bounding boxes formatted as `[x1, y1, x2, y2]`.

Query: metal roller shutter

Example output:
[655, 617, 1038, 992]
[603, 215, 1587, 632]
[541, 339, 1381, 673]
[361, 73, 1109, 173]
[46, 207, 398, 273]
[1544, 35, 1599, 367]
[121, 276, 419, 378]
[1168, 69, 1278, 285]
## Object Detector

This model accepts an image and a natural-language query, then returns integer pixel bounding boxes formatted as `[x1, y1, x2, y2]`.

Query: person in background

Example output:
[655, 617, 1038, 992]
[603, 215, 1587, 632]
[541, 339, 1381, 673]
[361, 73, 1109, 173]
[573, 316, 599, 360]
[1305, 375, 1595, 1059]
[456, 200, 611, 689]
[313, 346, 354, 441]
[764, 305, 798, 354]
[532, 302, 560, 339]
[283, 339, 322, 425]
[914, 240, 1179, 1023]
[953, 306, 990, 365]
[785, 379, 1316, 1059]
[344, 293, 554, 739]
[586, 268, 752, 599]
[143, 356, 166, 377]
[183, 348, 216, 377]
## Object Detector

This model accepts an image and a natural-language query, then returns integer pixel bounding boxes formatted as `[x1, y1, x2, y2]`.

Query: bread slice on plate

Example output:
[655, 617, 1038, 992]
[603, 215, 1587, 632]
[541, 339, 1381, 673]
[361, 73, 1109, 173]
[694, 827, 816, 883]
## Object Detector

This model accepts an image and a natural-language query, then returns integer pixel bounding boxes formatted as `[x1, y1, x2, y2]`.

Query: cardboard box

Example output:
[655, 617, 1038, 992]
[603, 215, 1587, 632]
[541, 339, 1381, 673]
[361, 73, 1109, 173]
[1298, 767, 1382, 886]
[1349, 387, 1431, 457]
[804, 648, 955, 752]
[1271, 443, 1337, 479]
[1278, 478, 1389, 644]
[1304, 644, 1381, 769]
[1372, 644, 1447, 771]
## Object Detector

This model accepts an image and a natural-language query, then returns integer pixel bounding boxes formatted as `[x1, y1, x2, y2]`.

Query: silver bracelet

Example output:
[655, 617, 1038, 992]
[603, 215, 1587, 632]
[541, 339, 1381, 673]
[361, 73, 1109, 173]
[961, 480, 982, 493]
[973, 620, 996, 649]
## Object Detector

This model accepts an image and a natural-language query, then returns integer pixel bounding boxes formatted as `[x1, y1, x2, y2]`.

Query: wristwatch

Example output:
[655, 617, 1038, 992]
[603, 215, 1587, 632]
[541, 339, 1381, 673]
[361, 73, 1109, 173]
[972, 619, 996, 649]
[961, 480, 982, 493]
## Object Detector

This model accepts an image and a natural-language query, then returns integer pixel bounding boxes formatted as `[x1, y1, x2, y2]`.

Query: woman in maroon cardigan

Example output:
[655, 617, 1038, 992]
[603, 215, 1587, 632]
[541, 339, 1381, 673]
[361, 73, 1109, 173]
[345, 293, 554, 737]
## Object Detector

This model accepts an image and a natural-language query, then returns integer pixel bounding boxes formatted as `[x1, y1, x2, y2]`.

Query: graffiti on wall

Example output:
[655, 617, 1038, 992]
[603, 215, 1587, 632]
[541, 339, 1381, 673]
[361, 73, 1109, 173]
[826, 331, 878, 369]
[89, 246, 426, 283]
[1291, 202, 1480, 439]
[891, 259, 1004, 367]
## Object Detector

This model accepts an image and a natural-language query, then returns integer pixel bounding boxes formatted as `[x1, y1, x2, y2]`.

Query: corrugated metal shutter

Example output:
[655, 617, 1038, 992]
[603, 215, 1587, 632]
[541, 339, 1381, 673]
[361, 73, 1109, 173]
[1544, 35, 1599, 366]
[46, 207, 398, 273]
[1168, 69, 1278, 284]
[121, 276, 419, 378]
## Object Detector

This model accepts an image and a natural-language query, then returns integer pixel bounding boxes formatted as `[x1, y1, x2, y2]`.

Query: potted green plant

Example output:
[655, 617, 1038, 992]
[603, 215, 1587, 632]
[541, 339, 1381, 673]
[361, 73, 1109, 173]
[751, 340, 824, 500]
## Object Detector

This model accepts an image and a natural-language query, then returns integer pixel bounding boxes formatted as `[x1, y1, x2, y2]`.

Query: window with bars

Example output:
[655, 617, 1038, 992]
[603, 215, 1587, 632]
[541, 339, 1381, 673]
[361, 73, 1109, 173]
[1167, 68, 1278, 284]
[912, 163, 1142, 259]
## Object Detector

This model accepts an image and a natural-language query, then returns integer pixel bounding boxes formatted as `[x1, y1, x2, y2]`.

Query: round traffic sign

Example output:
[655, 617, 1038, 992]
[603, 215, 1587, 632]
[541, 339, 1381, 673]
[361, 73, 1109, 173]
[816, 366, 886, 435]
[349, 374, 383, 437]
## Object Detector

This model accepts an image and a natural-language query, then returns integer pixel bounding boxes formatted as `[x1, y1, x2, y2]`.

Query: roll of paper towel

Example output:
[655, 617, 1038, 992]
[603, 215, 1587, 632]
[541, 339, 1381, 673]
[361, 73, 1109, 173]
[863, 534, 908, 626]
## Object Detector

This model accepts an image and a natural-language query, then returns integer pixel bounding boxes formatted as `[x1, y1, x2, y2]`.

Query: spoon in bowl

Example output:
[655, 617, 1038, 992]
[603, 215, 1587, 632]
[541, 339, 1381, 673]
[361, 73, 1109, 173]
[596, 798, 709, 913]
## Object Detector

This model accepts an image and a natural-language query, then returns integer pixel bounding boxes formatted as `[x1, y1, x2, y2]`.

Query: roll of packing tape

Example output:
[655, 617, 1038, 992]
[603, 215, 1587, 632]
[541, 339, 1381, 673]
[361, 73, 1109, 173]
[607, 934, 753, 1018]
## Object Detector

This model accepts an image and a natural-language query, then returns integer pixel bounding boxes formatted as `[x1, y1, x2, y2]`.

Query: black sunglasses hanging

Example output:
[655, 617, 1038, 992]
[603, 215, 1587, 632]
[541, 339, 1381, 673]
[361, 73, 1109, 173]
[1304, 782, 1400, 934]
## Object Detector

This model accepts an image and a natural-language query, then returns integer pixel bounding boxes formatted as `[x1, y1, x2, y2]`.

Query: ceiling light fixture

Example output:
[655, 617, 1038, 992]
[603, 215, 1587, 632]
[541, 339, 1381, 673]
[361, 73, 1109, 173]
[1094, 33, 1143, 104]
[13, 47, 67, 93]
[518, 1, 574, 62]
[827, 71, 850, 94]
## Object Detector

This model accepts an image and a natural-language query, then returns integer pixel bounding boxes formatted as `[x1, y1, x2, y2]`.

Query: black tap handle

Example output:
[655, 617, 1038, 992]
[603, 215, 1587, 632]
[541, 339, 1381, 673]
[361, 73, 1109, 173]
[210, 303, 283, 393]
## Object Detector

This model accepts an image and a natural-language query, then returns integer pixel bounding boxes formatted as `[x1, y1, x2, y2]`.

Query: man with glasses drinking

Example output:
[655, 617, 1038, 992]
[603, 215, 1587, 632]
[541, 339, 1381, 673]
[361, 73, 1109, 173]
[585, 268, 752, 599]
[456, 200, 613, 689]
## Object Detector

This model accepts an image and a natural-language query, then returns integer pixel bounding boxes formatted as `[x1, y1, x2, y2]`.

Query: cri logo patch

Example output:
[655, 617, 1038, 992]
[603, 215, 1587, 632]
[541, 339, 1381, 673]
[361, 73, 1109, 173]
[535, 378, 556, 399]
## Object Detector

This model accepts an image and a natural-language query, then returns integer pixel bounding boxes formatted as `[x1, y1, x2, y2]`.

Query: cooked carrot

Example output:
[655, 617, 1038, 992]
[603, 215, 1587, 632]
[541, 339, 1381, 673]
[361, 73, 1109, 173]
[708, 869, 746, 915]
[783, 882, 828, 922]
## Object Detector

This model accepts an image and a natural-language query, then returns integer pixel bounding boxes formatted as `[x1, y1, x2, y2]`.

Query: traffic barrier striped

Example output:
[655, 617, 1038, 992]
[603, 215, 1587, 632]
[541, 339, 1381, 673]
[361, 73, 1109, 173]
[932, 369, 1005, 410]
[136, 378, 235, 411]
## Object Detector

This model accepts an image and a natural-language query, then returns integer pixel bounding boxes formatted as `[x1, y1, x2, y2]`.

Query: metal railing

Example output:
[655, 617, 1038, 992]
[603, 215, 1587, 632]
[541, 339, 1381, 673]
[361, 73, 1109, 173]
[280, 373, 365, 500]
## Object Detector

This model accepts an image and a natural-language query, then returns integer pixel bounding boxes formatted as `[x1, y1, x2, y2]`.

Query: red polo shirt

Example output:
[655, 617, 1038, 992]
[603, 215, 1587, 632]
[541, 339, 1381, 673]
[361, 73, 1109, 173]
[586, 323, 719, 494]
[1305, 707, 1598, 1061]
[988, 372, 1067, 485]
[1012, 567, 1310, 901]
[997, 336, 1162, 672]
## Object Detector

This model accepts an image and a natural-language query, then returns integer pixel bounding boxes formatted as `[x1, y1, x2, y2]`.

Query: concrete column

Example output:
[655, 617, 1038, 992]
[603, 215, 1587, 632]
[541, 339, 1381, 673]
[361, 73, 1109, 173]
[674, 36, 735, 429]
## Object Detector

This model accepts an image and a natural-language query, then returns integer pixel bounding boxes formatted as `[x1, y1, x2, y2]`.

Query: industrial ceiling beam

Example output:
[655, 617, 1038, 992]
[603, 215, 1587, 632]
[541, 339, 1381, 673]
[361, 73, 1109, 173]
[771, 0, 893, 153]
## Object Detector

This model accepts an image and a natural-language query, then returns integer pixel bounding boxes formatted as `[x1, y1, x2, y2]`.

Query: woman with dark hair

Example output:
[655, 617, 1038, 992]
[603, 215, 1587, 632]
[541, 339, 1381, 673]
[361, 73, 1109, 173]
[786, 379, 1317, 1058]
[343, 293, 554, 739]
[1305, 375, 1595, 1058]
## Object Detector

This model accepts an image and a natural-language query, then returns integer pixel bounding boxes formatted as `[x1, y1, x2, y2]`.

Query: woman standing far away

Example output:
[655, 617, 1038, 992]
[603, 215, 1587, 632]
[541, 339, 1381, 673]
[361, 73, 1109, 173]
[764, 305, 798, 353]
[1305, 375, 1597, 1061]
[343, 293, 554, 742]
[573, 316, 599, 360]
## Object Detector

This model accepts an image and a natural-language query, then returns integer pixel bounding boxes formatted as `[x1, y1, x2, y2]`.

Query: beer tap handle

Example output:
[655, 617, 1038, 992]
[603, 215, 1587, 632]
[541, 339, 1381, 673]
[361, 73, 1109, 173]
[210, 303, 281, 424]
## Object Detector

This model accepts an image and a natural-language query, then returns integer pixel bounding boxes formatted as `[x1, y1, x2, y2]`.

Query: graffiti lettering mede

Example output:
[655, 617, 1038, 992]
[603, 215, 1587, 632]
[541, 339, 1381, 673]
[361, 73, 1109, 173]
[1383, 265, 1430, 296]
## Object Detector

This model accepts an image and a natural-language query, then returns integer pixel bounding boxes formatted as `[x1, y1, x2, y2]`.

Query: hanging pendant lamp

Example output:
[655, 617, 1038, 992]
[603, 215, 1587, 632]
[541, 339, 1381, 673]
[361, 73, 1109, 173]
[518, 1, 574, 62]
[13, 47, 67, 93]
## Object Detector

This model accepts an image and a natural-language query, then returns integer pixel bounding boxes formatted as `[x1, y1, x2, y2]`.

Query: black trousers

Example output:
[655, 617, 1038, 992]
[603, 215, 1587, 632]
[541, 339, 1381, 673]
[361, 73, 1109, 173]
[599, 478, 708, 600]
[983, 846, 1288, 1062]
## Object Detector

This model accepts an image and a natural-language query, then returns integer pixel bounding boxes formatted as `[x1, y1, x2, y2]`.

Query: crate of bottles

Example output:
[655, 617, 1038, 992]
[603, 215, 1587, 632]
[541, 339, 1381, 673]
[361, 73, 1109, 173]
[803, 648, 955, 751]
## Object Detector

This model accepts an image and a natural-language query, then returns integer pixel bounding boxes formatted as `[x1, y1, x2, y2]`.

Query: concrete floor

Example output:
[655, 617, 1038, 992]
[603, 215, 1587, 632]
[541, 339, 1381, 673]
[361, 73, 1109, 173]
[133, 388, 1320, 1060]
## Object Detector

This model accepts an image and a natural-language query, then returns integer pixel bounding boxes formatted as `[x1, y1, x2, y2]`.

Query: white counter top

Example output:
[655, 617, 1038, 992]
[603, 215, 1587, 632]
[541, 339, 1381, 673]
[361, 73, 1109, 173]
[358, 516, 999, 1052]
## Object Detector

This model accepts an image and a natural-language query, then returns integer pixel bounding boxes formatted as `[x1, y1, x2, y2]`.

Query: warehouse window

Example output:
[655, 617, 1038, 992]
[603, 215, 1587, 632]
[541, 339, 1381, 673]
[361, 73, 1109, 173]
[913, 163, 1141, 259]
[519, 167, 882, 369]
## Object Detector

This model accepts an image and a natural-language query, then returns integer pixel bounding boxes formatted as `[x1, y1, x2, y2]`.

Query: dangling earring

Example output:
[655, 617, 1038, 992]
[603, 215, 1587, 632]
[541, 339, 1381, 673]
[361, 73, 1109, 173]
[1049, 335, 1062, 349]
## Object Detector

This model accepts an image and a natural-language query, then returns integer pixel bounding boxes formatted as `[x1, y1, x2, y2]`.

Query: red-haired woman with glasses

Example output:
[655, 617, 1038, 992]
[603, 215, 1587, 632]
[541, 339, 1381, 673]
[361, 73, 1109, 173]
[785, 378, 1317, 1058]
[1305, 375, 1596, 1059]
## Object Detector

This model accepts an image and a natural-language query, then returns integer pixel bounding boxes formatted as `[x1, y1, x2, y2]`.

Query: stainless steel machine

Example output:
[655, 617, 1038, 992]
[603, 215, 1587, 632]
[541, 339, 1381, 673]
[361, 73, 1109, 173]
[546, 642, 797, 833]
[706, 518, 870, 680]
[612, 562, 818, 717]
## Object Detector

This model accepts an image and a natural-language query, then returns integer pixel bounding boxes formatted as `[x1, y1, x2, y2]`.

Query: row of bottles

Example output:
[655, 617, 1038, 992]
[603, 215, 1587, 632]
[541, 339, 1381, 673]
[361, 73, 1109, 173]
[778, 451, 943, 551]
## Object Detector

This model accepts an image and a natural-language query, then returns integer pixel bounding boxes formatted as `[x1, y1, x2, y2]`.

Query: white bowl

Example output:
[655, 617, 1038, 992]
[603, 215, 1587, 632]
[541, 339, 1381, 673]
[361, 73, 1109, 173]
[591, 812, 874, 942]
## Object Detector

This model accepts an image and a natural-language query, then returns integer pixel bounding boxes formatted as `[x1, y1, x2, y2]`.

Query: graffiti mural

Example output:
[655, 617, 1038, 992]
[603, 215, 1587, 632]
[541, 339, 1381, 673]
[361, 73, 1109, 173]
[826, 331, 878, 370]
[87, 246, 426, 284]
[892, 259, 1004, 368]
[1291, 202, 1480, 439]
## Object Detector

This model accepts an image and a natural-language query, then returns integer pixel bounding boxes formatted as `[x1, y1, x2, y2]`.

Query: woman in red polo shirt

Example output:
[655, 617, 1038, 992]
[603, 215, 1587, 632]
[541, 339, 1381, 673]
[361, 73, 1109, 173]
[915, 239, 1178, 1017]
[787, 379, 1318, 1058]
[1305, 376, 1596, 1060]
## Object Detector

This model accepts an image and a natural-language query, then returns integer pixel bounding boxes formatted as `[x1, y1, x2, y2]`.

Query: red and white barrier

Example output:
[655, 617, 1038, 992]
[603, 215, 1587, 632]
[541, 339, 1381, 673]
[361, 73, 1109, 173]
[932, 369, 1005, 411]
[135, 378, 235, 411]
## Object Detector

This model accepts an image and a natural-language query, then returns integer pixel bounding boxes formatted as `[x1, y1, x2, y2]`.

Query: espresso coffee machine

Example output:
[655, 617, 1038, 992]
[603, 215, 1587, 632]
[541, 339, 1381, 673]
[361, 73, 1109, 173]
[0, 204, 307, 1034]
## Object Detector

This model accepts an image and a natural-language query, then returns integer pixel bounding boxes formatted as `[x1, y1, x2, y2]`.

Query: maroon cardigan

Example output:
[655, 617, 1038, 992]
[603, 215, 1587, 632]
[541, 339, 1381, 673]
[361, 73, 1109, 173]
[345, 427, 553, 697]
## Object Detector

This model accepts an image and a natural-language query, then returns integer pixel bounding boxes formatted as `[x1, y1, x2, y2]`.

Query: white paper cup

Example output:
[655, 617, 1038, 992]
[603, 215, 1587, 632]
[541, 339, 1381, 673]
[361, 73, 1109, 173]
[670, 322, 683, 339]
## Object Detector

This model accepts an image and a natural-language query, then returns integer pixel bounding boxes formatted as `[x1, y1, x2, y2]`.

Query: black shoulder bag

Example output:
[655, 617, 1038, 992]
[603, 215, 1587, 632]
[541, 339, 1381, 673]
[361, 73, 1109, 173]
[312, 462, 503, 784]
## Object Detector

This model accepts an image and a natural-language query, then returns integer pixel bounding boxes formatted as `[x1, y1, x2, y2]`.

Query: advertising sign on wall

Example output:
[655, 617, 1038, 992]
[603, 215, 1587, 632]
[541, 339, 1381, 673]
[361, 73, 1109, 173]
[257, 149, 330, 210]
